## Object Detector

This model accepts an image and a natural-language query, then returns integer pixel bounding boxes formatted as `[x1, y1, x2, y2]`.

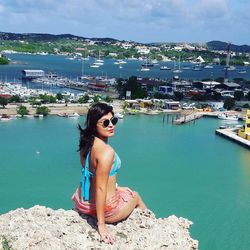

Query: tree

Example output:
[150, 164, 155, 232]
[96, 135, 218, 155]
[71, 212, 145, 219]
[104, 95, 113, 103]
[174, 91, 184, 101]
[17, 105, 29, 117]
[124, 76, 147, 99]
[9, 95, 22, 103]
[234, 90, 244, 101]
[78, 94, 90, 104]
[245, 91, 250, 101]
[0, 96, 8, 108]
[93, 95, 101, 103]
[191, 94, 206, 102]
[223, 98, 235, 110]
[56, 93, 63, 100]
[212, 92, 222, 101]
[36, 106, 50, 116]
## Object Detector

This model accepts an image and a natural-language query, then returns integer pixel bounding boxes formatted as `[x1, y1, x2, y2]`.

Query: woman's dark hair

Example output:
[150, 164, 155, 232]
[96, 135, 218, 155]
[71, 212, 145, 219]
[78, 103, 114, 157]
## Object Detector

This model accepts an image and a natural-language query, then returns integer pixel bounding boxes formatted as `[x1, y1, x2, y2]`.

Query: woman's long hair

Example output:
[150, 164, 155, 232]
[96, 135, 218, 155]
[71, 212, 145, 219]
[78, 103, 114, 158]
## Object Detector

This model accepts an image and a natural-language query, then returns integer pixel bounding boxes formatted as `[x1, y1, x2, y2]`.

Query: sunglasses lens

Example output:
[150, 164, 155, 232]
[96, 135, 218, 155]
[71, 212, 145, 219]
[112, 117, 118, 126]
[103, 119, 110, 128]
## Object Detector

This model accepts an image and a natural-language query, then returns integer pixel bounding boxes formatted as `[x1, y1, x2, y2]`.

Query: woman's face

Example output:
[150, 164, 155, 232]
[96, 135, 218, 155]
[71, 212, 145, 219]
[96, 112, 117, 138]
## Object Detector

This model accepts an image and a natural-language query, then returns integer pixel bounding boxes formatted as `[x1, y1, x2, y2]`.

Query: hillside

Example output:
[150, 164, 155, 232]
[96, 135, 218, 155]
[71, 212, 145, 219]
[207, 41, 250, 52]
[0, 32, 119, 43]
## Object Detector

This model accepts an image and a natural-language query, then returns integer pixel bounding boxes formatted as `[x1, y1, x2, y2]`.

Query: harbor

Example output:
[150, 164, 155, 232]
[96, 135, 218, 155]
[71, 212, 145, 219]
[216, 128, 250, 149]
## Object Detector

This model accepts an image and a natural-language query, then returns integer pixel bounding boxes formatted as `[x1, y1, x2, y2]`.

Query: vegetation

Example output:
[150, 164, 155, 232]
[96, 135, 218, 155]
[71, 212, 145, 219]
[78, 94, 90, 104]
[116, 76, 147, 99]
[0, 97, 8, 108]
[223, 98, 235, 110]
[234, 91, 244, 101]
[1, 236, 10, 250]
[9, 95, 22, 103]
[1, 33, 249, 65]
[246, 91, 250, 101]
[36, 106, 50, 116]
[17, 105, 29, 117]
[0, 56, 9, 65]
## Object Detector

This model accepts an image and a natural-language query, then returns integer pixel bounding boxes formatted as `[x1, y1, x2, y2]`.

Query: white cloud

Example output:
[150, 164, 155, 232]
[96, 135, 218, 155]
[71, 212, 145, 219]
[0, 0, 248, 43]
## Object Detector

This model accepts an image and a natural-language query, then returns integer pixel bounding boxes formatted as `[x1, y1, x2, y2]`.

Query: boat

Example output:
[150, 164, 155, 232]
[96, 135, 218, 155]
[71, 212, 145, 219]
[173, 56, 182, 73]
[115, 113, 124, 119]
[238, 68, 247, 74]
[143, 110, 160, 115]
[182, 66, 191, 70]
[160, 66, 171, 70]
[192, 65, 203, 71]
[68, 112, 80, 118]
[204, 64, 214, 69]
[90, 64, 100, 68]
[141, 66, 150, 71]
[218, 113, 239, 121]
[0, 114, 12, 121]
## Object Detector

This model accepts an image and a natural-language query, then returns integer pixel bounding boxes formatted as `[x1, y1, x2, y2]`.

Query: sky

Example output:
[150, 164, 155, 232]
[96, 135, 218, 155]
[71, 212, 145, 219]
[0, 0, 249, 44]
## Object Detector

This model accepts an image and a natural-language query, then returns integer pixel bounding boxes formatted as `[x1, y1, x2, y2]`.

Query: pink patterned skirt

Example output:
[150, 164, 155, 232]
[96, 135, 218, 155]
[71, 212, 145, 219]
[72, 188, 134, 218]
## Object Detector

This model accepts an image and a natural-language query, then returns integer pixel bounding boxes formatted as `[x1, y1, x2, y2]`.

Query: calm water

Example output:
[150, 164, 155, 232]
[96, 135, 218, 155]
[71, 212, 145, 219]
[1, 54, 249, 82]
[0, 115, 249, 250]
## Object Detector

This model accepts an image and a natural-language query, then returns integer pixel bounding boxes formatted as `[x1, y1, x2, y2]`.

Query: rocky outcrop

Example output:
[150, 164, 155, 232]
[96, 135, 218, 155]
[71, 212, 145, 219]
[0, 206, 198, 250]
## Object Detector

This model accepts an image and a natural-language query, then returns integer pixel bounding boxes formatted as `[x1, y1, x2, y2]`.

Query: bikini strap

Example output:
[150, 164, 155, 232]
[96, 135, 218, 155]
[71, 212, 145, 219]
[81, 150, 94, 201]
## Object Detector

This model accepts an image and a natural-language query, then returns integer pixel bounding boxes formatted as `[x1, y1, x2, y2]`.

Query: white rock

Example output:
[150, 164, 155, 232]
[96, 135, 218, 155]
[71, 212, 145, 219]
[0, 205, 198, 250]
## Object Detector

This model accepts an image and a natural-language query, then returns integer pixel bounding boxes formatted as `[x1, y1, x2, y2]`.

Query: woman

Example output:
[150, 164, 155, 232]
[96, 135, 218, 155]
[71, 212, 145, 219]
[72, 103, 146, 244]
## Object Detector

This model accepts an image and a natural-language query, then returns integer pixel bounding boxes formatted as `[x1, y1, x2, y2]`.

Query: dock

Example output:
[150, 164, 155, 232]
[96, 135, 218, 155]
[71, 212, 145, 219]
[173, 112, 203, 125]
[216, 128, 250, 149]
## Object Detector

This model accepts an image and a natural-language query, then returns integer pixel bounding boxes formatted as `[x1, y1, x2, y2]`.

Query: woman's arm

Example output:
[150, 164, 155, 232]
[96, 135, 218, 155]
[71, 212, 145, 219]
[95, 147, 115, 243]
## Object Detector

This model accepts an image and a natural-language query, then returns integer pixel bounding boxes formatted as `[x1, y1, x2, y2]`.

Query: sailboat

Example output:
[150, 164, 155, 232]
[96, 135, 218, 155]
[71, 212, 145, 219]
[141, 58, 150, 71]
[173, 56, 182, 73]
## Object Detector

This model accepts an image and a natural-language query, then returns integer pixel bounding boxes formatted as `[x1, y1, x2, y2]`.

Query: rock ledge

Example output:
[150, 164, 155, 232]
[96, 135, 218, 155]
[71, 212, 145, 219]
[0, 205, 198, 250]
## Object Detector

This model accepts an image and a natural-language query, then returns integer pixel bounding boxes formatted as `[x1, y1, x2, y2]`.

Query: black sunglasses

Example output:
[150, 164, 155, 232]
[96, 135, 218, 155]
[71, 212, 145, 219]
[101, 116, 118, 128]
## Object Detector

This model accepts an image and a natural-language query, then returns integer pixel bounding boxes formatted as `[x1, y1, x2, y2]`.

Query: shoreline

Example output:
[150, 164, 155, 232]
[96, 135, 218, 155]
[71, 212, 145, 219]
[0, 100, 124, 116]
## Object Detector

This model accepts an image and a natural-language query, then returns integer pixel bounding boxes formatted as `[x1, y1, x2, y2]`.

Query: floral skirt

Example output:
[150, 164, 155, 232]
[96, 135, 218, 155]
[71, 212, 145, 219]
[72, 187, 134, 218]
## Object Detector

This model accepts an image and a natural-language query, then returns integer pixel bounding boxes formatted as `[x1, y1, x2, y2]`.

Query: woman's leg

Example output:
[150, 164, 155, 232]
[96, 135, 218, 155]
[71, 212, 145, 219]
[105, 191, 146, 224]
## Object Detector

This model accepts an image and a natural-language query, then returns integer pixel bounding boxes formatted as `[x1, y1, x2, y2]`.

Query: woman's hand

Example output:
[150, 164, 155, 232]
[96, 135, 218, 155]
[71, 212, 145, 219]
[117, 186, 135, 197]
[98, 223, 116, 244]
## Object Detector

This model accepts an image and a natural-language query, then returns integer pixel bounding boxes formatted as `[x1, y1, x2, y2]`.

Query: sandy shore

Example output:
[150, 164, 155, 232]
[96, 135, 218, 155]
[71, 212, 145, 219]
[0, 100, 124, 116]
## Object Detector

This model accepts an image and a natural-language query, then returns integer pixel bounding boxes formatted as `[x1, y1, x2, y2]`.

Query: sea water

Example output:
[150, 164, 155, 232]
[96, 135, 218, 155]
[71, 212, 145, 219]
[1, 54, 249, 82]
[0, 115, 249, 250]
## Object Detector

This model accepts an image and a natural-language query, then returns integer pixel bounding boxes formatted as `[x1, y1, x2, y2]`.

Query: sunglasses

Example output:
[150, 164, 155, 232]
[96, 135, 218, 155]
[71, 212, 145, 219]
[100, 116, 118, 128]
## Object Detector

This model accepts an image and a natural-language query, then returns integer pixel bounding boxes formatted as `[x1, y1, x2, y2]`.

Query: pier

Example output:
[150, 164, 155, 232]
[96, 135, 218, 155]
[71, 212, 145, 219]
[173, 111, 203, 125]
[216, 128, 250, 149]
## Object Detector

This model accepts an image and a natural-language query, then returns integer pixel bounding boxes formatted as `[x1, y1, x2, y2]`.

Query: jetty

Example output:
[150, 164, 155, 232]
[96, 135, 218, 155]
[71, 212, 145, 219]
[216, 128, 250, 149]
[173, 111, 203, 125]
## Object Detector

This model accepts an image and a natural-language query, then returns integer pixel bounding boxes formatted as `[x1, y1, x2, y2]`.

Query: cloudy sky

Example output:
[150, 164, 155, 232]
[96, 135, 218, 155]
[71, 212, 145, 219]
[0, 0, 249, 44]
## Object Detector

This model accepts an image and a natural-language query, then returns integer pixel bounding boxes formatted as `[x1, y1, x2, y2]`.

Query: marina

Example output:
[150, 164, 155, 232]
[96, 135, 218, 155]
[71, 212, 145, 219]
[216, 128, 250, 149]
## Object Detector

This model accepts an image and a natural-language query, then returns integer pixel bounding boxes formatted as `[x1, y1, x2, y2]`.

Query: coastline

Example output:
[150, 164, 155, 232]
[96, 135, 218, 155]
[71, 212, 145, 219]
[0, 100, 124, 116]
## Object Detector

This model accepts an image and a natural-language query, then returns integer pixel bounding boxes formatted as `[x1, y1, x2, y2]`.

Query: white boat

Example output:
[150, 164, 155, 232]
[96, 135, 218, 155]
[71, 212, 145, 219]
[115, 113, 124, 119]
[204, 65, 214, 69]
[238, 68, 247, 74]
[90, 64, 100, 68]
[160, 66, 171, 70]
[0, 114, 12, 121]
[173, 56, 182, 73]
[68, 112, 80, 118]
[218, 113, 239, 121]
[141, 67, 150, 71]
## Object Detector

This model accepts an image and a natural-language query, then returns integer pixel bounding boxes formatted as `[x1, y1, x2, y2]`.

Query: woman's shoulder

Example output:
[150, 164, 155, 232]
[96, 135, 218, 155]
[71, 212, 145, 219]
[93, 137, 114, 160]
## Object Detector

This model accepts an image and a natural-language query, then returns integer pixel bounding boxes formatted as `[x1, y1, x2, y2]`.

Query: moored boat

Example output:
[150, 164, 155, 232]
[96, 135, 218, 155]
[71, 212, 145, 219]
[218, 113, 239, 121]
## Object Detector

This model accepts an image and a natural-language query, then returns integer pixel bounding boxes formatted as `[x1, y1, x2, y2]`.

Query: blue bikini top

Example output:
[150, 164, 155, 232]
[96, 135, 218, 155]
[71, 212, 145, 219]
[81, 150, 121, 201]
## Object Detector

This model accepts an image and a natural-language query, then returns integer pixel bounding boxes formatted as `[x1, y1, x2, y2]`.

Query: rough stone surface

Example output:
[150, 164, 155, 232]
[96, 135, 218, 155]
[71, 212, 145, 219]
[0, 206, 198, 250]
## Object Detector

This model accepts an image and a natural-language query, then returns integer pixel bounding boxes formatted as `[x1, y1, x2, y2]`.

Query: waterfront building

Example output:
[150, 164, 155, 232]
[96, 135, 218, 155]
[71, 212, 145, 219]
[22, 70, 45, 80]
[165, 101, 180, 110]
[238, 110, 250, 141]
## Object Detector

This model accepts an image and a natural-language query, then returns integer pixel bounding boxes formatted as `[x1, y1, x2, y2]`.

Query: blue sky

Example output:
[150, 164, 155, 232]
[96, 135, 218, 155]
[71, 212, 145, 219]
[0, 0, 249, 44]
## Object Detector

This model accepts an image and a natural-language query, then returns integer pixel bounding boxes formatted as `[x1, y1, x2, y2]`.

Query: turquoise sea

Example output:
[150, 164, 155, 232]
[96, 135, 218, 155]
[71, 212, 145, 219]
[0, 115, 249, 250]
